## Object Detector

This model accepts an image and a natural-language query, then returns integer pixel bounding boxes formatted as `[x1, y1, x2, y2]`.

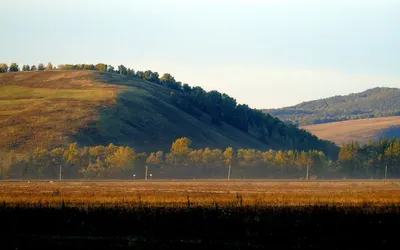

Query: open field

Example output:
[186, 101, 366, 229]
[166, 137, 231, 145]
[1, 180, 400, 207]
[1, 181, 400, 249]
[301, 116, 400, 145]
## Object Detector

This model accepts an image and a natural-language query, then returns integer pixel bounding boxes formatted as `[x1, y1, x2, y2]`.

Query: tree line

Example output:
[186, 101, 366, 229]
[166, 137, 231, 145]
[0, 62, 338, 159]
[0, 137, 399, 180]
[0, 62, 54, 72]
[338, 137, 400, 178]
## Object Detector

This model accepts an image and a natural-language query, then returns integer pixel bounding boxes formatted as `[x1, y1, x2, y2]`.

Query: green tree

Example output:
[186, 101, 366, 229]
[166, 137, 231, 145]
[9, 63, 19, 72]
[127, 68, 135, 76]
[22, 65, 30, 71]
[144, 70, 160, 83]
[182, 84, 192, 95]
[30, 65, 37, 71]
[136, 71, 145, 79]
[107, 65, 115, 73]
[384, 140, 400, 176]
[118, 65, 127, 75]
[0, 63, 8, 73]
[95, 63, 108, 72]
[58, 64, 77, 70]
[83, 64, 95, 70]
[204, 91, 223, 125]
[38, 63, 45, 71]
[160, 73, 177, 89]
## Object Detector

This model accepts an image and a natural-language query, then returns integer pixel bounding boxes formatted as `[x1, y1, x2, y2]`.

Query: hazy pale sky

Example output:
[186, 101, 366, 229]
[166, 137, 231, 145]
[2, 0, 399, 108]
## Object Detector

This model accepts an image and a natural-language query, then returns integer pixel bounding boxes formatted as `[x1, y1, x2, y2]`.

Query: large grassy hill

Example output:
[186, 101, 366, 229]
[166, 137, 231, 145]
[301, 116, 400, 145]
[265, 87, 400, 126]
[0, 70, 337, 156]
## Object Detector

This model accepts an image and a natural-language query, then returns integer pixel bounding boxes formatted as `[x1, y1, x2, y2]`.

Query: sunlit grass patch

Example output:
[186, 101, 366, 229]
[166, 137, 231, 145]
[0, 85, 116, 102]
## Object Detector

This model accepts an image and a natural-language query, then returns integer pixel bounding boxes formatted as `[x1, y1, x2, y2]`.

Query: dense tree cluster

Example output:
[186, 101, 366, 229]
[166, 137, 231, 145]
[266, 87, 400, 126]
[0, 143, 141, 179]
[338, 137, 400, 178]
[1, 137, 398, 180]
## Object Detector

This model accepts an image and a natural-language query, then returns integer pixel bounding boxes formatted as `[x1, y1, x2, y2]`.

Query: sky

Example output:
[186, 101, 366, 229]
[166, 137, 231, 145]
[1, 0, 399, 108]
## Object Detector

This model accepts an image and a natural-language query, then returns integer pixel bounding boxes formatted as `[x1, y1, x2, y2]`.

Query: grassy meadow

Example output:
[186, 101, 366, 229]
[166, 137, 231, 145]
[1, 180, 399, 249]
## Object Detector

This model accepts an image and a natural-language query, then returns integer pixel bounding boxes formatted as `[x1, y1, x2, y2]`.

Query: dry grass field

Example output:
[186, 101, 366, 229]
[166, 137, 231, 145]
[301, 116, 400, 145]
[1, 180, 400, 207]
[1, 180, 400, 249]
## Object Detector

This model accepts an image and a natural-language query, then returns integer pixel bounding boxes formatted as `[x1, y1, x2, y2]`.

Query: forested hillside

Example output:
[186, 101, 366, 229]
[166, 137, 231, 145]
[265, 87, 400, 126]
[0, 62, 338, 159]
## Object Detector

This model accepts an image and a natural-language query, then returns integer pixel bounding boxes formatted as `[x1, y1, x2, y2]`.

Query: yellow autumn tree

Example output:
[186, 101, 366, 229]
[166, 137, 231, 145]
[168, 137, 193, 167]
[146, 151, 165, 167]
[171, 137, 192, 156]
[223, 147, 235, 167]
[107, 146, 135, 176]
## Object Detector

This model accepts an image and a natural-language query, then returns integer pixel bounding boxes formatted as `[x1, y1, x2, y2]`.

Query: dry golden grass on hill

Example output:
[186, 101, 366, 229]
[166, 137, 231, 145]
[301, 116, 400, 145]
[0, 71, 120, 150]
[0, 70, 273, 153]
[1, 181, 400, 207]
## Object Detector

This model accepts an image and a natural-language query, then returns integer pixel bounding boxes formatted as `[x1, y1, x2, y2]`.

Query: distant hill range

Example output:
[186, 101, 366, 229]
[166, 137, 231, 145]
[0, 69, 337, 158]
[264, 87, 400, 126]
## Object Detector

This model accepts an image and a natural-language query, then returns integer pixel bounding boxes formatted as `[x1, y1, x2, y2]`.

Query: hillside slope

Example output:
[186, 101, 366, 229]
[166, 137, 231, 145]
[301, 116, 400, 145]
[0, 71, 337, 156]
[265, 87, 400, 126]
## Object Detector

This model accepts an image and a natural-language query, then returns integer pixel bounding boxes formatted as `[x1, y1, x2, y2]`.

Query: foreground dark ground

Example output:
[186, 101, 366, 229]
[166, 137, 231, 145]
[1, 181, 399, 249]
[1, 205, 399, 249]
